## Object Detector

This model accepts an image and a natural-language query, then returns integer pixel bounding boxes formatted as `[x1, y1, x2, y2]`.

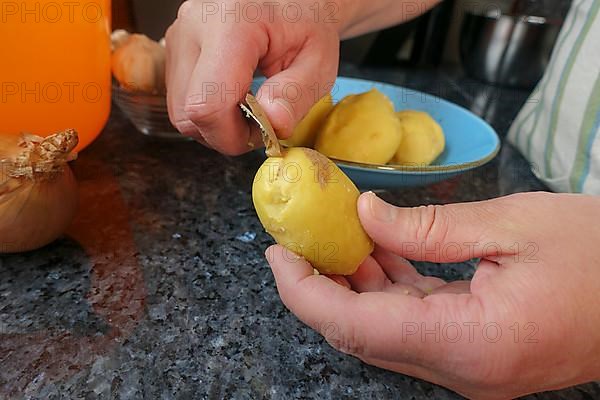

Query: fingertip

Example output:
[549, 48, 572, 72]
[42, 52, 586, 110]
[267, 245, 354, 291]
[183, 102, 258, 156]
[265, 244, 315, 285]
[172, 119, 202, 139]
[357, 191, 377, 227]
[346, 255, 390, 293]
[265, 245, 362, 339]
[265, 245, 278, 265]
[257, 95, 296, 139]
[357, 191, 374, 213]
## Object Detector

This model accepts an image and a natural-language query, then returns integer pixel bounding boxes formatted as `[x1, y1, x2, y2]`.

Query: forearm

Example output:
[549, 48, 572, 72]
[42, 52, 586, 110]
[337, 0, 441, 39]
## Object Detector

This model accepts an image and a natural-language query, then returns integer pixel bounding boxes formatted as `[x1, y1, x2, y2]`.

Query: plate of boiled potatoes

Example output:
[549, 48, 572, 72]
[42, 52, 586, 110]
[253, 76, 500, 189]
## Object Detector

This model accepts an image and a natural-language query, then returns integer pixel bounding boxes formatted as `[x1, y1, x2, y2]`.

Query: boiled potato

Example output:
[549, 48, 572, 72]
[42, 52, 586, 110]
[315, 89, 403, 164]
[391, 110, 445, 166]
[252, 147, 373, 275]
[282, 94, 334, 148]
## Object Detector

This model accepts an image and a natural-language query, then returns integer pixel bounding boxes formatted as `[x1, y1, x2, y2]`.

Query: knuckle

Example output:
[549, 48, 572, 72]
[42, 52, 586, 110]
[412, 204, 450, 245]
[177, 0, 194, 19]
[168, 111, 179, 129]
[166, 102, 179, 127]
[173, 121, 194, 136]
[184, 101, 220, 123]
[321, 321, 365, 356]
[172, 119, 199, 139]
[167, 107, 199, 138]
[164, 24, 176, 43]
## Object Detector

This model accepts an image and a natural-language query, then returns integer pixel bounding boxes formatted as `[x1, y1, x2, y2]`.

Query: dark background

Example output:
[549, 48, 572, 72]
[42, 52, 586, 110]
[112, 0, 573, 70]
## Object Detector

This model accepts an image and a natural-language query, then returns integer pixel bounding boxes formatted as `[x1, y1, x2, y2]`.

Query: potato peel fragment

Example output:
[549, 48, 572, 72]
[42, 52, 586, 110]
[239, 94, 282, 157]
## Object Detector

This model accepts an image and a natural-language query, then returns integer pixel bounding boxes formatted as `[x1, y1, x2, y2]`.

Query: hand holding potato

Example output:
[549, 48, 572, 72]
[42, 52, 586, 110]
[267, 192, 600, 399]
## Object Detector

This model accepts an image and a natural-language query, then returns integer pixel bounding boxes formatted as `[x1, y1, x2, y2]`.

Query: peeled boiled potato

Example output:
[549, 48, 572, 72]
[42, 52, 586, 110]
[252, 147, 373, 275]
[392, 110, 445, 166]
[282, 94, 334, 148]
[315, 89, 402, 164]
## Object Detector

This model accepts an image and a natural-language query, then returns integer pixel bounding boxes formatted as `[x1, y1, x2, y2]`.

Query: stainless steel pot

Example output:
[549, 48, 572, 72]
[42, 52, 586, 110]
[460, 12, 562, 88]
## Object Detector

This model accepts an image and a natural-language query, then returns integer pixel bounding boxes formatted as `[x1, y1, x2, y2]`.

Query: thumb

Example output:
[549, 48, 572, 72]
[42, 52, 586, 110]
[256, 35, 339, 139]
[357, 192, 519, 263]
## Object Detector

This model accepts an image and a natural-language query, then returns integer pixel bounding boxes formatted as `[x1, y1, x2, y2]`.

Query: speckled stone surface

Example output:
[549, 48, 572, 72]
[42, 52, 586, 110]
[1, 66, 599, 399]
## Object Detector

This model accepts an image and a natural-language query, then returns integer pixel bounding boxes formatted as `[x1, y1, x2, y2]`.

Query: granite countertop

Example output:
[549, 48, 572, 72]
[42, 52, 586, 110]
[1, 66, 598, 399]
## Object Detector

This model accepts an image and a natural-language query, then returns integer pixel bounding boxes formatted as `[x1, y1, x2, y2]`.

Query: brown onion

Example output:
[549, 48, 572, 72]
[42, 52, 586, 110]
[0, 130, 79, 253]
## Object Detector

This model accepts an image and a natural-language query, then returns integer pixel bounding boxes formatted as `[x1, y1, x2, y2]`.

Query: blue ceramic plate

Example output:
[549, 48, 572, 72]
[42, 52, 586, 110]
[252, 77, 501, 189]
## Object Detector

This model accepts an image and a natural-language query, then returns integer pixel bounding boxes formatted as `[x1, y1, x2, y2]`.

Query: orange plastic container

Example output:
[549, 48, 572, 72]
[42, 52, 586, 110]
[0, 0, 112, 152]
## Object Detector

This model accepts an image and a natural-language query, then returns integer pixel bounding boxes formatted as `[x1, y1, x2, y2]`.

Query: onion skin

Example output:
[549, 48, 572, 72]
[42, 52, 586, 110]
[0, 166, 78, 254]
[0, 130, 79, 254]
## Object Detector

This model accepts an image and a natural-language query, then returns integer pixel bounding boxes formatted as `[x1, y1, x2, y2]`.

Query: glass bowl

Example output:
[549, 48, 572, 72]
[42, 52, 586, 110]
[112, 83, 191, 140]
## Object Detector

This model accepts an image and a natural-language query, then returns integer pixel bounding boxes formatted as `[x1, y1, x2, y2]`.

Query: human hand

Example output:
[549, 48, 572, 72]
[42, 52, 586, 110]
[266, 192, 600, 399]
[165, 0, 344, 155]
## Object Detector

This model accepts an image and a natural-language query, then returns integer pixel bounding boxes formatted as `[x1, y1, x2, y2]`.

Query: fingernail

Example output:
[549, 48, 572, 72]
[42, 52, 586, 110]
[274, 98, 294, 125]
[265, 246, 275, 263]
[368, 192, 396, 223]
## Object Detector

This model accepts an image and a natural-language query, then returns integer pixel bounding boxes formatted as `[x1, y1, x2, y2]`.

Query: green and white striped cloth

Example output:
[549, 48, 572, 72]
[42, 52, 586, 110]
[508, 0, 600, 194]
